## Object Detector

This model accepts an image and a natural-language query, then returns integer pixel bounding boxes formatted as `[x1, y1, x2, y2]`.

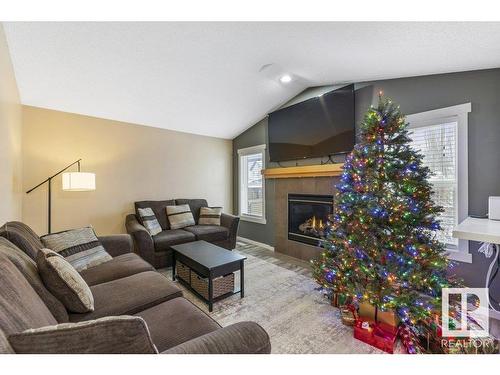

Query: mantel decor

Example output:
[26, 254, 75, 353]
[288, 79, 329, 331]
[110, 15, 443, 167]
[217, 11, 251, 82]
[262, 163, 343, 179]
[26, 159, 96, 234]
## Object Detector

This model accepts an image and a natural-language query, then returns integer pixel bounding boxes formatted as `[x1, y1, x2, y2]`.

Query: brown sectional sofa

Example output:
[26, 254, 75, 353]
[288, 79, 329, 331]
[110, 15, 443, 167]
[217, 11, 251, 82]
[0, 221, 270, 354]
[126, 199, 240, 268]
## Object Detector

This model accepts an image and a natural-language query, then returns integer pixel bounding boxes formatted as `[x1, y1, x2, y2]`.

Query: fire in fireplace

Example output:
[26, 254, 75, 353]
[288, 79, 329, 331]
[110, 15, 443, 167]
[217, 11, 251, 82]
[288, 193, 334, 246]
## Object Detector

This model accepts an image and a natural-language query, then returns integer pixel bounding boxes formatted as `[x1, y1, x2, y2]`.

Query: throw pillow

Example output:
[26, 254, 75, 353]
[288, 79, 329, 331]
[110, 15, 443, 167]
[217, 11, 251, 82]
[40, 227, 112, 272]
[36, 248, 94, 313]
[198, 207, 223, 225]
[8, 316, 158, 354]
[137, 207, 162, 236]
[166, 204, 195, 229]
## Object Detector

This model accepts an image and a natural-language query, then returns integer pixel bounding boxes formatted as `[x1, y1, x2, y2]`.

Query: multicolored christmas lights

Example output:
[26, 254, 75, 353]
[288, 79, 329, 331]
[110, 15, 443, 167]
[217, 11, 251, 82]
[312, 97, 458, 324]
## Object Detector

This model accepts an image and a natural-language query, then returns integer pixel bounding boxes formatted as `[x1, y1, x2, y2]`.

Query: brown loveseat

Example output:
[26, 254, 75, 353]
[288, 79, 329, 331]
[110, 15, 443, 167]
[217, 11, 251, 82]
[126, 199, 239, 268]
[0, 222, 270, 354]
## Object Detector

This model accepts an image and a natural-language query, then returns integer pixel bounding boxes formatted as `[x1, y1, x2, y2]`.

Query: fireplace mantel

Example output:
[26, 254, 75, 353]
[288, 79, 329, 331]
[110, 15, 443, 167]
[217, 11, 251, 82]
[262, 163, 343, 179]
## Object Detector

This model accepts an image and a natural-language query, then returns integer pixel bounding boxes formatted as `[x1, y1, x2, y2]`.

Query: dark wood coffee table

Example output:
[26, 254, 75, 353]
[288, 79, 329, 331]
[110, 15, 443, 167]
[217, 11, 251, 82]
[171, 240, 246, 312]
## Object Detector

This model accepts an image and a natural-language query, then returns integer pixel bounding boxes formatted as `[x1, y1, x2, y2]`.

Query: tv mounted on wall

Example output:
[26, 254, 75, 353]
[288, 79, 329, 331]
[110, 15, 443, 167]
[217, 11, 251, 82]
[268, 84, 355, 162]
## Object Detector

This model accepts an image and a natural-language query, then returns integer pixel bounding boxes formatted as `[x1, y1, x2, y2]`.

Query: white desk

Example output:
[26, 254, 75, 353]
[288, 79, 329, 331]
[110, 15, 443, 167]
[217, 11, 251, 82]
[453, 217, 500, 316]
[453, 217, 500, 244]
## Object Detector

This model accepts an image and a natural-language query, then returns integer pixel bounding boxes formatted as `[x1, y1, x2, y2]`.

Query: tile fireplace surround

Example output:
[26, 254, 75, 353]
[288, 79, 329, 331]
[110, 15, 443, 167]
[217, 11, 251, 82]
[274, 176, 339, 261]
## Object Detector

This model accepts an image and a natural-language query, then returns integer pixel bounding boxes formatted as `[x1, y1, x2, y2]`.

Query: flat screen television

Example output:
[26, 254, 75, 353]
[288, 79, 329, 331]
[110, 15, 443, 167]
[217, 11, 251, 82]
[268, 84, 355, 162]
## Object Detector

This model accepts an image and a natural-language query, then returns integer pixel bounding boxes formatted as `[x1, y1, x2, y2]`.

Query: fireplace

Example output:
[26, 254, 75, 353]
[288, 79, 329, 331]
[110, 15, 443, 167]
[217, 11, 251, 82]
[288, 193, 334, 246]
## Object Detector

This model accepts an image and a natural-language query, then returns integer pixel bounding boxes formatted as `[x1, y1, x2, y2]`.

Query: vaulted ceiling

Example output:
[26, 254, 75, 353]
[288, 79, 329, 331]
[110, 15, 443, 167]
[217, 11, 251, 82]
[4, 22, 500, 139]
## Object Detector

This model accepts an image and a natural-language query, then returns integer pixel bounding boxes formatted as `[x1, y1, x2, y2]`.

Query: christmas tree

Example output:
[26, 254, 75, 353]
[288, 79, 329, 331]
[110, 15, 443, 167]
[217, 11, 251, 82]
[313, 96, 456, 325]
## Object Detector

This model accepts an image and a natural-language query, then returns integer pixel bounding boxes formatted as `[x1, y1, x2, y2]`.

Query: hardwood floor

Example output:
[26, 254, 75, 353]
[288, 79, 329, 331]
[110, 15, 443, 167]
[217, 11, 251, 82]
[236, 240, 312, 277]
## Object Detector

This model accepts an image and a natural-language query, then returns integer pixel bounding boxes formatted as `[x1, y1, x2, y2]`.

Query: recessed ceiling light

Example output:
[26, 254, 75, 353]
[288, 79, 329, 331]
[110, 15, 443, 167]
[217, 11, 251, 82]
[279, 74, 292, 84]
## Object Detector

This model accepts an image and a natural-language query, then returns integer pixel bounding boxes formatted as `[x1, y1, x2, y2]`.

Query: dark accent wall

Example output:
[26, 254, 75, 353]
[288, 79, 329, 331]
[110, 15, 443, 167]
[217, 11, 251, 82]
[233, 68, 500, 297]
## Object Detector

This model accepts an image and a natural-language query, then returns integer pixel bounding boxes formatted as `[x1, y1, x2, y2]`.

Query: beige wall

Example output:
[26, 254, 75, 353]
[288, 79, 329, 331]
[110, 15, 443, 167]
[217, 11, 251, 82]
[22, 106, 233, 235]
[0, 24, 22, 223]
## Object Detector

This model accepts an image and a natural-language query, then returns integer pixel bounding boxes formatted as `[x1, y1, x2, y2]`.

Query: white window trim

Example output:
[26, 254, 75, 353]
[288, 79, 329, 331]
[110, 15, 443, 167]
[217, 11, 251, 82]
[238, 144, 267, 224]
[406, 103, 472, 263]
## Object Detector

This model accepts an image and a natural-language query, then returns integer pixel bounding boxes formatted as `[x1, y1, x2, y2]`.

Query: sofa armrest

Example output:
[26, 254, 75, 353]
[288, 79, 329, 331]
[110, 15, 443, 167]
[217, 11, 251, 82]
[162, 321, 270, 354]
[8, 316, 158, 354]
[98, 234, 134, 257]
[220, 213, 240, 250]
[125, 214, 156, 265]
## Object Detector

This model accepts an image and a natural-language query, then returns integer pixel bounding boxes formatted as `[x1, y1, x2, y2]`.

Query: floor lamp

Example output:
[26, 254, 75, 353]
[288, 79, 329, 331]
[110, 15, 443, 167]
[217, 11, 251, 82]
[26, 159, 96, 234]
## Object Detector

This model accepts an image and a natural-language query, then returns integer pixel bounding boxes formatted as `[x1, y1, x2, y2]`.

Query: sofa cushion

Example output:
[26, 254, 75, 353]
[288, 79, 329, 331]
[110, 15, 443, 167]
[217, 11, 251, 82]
[135, 297, 220, 352]
[163, 321, 271, 354]
[183, 225, 229, 242]
[41, 227, 112, 272]
[0, 221, 44, 260]
[69, 271, 182, 322]
[137, 207, 162, 236]
[135, 200, 175, 230]
[8, 316, 158, 354]
[198, 207, 222, 225]
[80, 253, 155, 286]
[175, 199, 208, 223]
[166, 204, 196, 229]
[152, 229, 195, 253]
[0, 254, 57, 336]
[0, 238, 68, 322]
[37, 249, 94, 313]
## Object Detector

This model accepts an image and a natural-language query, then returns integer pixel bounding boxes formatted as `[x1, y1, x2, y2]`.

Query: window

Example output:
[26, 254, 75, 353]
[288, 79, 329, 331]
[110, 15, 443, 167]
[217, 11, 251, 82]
[238, 144, 266, 224]
[410, 122, 457, 246]
[406, 103, 471, 263]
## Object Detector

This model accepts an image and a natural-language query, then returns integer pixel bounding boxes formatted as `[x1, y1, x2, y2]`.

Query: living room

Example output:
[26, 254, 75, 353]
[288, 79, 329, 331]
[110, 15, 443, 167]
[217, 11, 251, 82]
[1, 1, 500, 373]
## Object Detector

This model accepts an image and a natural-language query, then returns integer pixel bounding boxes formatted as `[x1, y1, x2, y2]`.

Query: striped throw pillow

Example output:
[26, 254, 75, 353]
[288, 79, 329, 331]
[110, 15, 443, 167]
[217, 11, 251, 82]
[36, 248, 94, 313]
[166, 205, 195, 229]
[137, 207, 162, 236]
[198, 207, 222, 225]
[41, 227, 112, 272]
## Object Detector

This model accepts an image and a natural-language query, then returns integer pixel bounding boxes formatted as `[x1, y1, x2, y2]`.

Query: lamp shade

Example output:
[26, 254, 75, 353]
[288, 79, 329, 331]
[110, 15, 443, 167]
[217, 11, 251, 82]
[62, 172, 96, 191]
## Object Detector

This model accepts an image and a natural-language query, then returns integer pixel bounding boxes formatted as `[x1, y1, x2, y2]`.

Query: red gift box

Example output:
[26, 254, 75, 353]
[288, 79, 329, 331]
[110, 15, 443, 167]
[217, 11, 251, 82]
[373, 323, 398, 354]
[353, 319, 375, 346]
[354, 319, 398, 353]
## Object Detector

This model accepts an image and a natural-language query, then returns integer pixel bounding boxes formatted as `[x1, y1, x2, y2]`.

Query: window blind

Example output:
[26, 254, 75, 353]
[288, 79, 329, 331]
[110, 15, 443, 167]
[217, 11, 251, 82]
[409, 122, 458, 246]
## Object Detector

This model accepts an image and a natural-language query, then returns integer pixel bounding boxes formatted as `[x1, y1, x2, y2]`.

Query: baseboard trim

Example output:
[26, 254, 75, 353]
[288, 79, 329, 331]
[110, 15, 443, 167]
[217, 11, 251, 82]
[237, 236, 275, 251]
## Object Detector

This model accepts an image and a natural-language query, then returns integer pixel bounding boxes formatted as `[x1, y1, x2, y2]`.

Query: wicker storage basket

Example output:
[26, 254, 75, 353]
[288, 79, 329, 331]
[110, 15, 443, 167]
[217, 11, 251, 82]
[176, 262, 191, 283]
[191, 272, 235, 300]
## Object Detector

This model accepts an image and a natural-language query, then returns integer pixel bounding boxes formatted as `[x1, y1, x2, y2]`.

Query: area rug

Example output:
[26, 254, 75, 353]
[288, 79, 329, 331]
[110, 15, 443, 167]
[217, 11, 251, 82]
[162, 240, 383, 354]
